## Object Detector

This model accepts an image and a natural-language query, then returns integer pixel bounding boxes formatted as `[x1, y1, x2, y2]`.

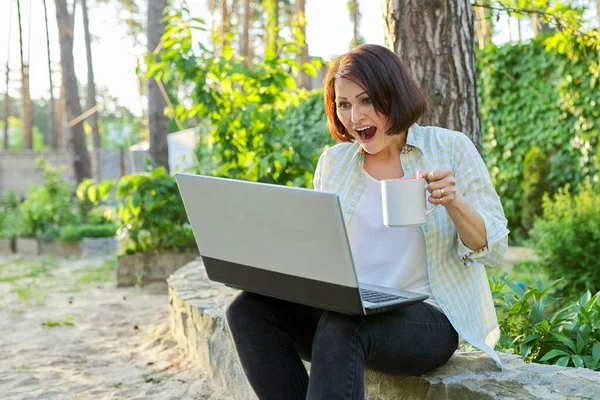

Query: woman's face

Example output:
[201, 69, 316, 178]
[334, 77, 402, 156]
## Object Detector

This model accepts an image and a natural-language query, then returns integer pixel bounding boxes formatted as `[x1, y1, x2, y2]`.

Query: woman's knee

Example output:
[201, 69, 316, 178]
[313, 311, 365, 350]
[225, 291, 268, 331]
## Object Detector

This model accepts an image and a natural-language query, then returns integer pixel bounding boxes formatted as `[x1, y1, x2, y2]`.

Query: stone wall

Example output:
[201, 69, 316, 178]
[0, 149, 149, 198]
[168, 260, 600, 400]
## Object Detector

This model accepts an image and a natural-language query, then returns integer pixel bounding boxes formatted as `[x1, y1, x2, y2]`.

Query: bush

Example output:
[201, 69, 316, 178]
[530, 180, 600, 298]
[520, 146, 549, 231]
[77, 168, 195, 255]
[58, 224, 118, 242]
[491, 275, 600, 370]
[477, 39, 600, 240]
[150, 9, 330, 189]
[280, 90, 333, 188]
[0, 190, 20, 239]
[19, 159, 79, 238]
[86, 205, 115, 225]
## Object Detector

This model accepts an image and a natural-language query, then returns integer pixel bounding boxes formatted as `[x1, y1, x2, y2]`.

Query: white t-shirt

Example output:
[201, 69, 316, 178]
[348, 168, 440, 310]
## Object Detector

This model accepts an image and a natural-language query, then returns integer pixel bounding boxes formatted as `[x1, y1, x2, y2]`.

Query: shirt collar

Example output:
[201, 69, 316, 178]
[345, 123, 425, 166]
[406, 123, 425, 152]
[346, 141, 363, 166]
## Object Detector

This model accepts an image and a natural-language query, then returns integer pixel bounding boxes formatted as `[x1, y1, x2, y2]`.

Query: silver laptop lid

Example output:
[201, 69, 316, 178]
[175, 173, 360, 289]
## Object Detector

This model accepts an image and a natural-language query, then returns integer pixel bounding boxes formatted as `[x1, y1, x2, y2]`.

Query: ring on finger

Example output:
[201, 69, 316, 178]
[440, 188, 445, 197]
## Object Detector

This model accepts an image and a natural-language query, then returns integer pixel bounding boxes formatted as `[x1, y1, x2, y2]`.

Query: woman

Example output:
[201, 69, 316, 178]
[226, 44, 509, 400]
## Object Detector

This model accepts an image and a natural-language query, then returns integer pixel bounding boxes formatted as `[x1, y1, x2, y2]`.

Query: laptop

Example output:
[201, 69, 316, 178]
[175, 173, 428, 316]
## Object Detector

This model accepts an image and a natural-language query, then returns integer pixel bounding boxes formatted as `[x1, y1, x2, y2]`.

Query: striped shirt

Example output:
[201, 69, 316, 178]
[313, 123, 510, 368]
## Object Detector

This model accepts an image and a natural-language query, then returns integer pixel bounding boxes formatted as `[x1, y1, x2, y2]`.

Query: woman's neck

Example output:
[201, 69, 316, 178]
[365, 131, 407, 162]
[362, 133, 407, 180]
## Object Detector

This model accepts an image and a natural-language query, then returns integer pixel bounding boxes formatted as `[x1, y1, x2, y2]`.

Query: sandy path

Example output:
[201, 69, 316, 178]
[0, 255, 231, 400]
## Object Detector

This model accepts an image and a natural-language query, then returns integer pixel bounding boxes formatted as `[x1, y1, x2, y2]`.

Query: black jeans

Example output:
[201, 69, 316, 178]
[225, 291, 458, 400]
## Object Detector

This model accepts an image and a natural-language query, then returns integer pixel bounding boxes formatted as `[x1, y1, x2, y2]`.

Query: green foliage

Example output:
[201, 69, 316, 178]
[492, 275, 600, 370]
[280, 91, 333, 187]
[18, 159, 79, 238]
[520, 146, 549, 230]
[529, 180, 600, 298]
[0, 190, 20, 239]
[147, 8, 330, 188]
[0, 257, 58, 283]
[86, 205, 115, 225]
[58, 224, 118, 243]
[0, 116, 49, 151]
[477, 38, 600, 240]
[42, 316, 75, 327]
[74, 258, 116, 284]
[77, 168, 195, 255]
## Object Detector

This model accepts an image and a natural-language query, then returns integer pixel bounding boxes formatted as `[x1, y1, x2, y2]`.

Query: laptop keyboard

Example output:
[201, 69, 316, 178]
[360, 288, 403, 303]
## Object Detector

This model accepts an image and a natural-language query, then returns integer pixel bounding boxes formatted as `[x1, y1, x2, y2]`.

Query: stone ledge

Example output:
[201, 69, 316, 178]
[117, 250, 198, 286]
[167, 260, 600, 400]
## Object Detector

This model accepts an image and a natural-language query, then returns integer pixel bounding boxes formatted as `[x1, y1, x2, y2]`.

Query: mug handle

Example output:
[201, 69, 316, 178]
[424, 181, 438, 216]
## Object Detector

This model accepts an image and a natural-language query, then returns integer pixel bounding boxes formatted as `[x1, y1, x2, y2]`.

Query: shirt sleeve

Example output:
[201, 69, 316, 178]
[451, 133, 510, 267]
[313, 149, 329, 191]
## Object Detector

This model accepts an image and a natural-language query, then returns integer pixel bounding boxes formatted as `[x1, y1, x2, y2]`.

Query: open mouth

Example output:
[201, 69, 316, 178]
[355, 126, 377, 141]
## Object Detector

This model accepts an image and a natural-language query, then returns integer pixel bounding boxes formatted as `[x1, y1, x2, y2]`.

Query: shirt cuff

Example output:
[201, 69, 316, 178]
[457, 236, 490, 266]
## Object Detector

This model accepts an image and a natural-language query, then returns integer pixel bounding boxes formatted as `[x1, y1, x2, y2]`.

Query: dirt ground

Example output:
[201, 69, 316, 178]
[0, 254, 232, 400]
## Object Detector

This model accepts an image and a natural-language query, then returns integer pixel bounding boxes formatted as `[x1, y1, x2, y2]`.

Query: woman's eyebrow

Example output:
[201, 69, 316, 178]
[336, 92, 367, 100]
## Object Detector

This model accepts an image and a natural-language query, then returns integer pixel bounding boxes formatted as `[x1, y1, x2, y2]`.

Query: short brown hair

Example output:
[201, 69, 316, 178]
[323, 44, 426, 143]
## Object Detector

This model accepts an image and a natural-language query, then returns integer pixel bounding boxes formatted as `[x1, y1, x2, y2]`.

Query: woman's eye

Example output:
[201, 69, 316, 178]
[362, 98, 372, 105]
[336, 102, 350, 109]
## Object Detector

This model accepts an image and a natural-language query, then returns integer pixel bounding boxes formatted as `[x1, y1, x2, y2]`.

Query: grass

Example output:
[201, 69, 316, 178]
[73, 257, 116, 284]
[0, 257, 59, 283]
[2, 255, 117, 306]
[11, 280, 45, 304]
[143, 374, 167, 384]
[0, 257, 61, 305]
[42, 315, 75, 327]
[17, 364, 31, 373]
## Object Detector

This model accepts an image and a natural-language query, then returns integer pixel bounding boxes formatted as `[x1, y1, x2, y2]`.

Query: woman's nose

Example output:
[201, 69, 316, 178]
[351, 106, 363, 123]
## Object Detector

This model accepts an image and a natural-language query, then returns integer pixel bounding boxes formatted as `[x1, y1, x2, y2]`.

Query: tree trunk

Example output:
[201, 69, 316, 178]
[264, 0, 279, 59]
[3, 0, 14, 151]
[147, 0, 169, 171]
[295, 0, 309, 88]
[348, 0, 363, 49]
[240, 0, 251, 61]
[539, 1, 553, 34]
[57, 82, 66, 147]
[220, 0, 231, 54]
[597, 0, 600, 62]
[531, 12, 539, 37]
[43, 0, 58, 149]
[231, 0, 240, 50]
[54, 0, 92, 182]
[352, 0, 358, 47]
[2, 66, 9, 150]
[474, 0, 491, 49]
[81, 0, 101, 181]
[383, 0, 481, 150]
[16, 0, 32, 150]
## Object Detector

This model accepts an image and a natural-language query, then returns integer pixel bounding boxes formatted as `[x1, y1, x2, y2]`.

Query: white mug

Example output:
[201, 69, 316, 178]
[381, 177, 438, 227]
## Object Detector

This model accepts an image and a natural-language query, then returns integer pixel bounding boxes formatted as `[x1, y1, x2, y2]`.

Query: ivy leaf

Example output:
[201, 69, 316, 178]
[571, 355, 584, 368]
[555, 355, 570, 367]
[593, 343, 600, 364]
[551, 332, 577, 353]
[539, 349, 569, 362]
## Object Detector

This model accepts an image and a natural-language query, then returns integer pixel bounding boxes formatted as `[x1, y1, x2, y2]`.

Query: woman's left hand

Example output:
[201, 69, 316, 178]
[417, 169, 459, 206]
